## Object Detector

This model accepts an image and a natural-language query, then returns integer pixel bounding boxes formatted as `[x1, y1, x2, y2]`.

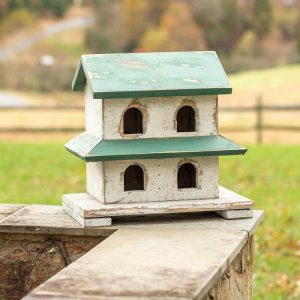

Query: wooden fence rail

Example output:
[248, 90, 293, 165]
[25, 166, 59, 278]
[1, 97, 300, 144]
[0, 105, 84, 110]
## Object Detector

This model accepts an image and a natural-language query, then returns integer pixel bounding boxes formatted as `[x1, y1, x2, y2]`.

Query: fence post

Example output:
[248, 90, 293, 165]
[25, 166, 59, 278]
[256, 96, 263, 144]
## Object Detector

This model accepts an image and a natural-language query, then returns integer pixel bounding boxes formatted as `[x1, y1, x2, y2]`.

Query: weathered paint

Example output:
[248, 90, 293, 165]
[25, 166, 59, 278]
[101, 157, 218, 204]
[215, 209, 253, 219]
[64, 132, 100, 158]
[103, 95, 217, 139]
[118, 101, 148, 138]
[72, 51, 232, 98]
[63, 203, 111, 227]
[62, 186, 255, 219]
[65, 133, 247, 162]
[62, 52, 250, 221]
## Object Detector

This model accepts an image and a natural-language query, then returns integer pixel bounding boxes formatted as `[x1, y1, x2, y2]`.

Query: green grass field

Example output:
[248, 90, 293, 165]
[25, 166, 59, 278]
[0, 142, 299, 299]
[228, 64, 300, 106]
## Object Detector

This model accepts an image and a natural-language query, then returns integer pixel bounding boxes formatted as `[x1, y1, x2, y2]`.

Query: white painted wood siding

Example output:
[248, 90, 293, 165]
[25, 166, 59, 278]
[103, 95, 218, 139]
[100, 157, 219, 204]
[86, 162, 104, 202]
[85, 84, 103, 138]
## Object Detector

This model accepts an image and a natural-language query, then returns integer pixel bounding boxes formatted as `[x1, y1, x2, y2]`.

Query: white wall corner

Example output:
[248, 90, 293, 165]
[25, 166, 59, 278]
[84, 83, 103, 138]
[86, 162, 104, 203]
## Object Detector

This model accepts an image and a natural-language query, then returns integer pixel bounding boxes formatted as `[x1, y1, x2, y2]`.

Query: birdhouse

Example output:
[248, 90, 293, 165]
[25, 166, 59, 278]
[63, 51, 253, 227]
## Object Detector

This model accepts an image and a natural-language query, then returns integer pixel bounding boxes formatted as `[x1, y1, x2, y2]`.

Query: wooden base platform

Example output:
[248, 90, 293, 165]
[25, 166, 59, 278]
[62, 186, 253, 227]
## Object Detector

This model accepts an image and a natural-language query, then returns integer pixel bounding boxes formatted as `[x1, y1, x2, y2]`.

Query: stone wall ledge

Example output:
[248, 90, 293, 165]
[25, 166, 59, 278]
[0, 204, 263, 299]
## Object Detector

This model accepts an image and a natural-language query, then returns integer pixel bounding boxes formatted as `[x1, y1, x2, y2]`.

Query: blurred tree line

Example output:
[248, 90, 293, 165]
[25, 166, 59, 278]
[86, 0, 300, 72]
[1, 0, 299, 92]
[0, 0, 74, 92]
[0, 0, 72, 18]
[0, 0, 72, 36]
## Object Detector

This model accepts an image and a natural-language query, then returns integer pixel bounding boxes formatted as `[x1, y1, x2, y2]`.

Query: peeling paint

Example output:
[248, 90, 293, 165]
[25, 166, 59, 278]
[118, 101, 148, 138]
[184, 78, 199, 83]
[119, 60, 150, 69]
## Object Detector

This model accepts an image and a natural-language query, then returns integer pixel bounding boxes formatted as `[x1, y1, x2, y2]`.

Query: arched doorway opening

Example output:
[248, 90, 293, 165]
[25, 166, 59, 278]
[123, 107, 143, 134]
[124, 165, 144, 191]
[176, 105, 196, 132]
[177, 163, 196, 189]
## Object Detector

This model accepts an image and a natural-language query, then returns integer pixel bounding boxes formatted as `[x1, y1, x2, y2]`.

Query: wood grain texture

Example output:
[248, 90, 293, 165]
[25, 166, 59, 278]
[216, 209, 253, 219]
[0, 205, 115, 237]
[63, 204, 111, 227]
[0, 203, 263, 237]
[0, 204, 25, 221]
[24, 213, 262, 300]
[62, 186, 253, 223]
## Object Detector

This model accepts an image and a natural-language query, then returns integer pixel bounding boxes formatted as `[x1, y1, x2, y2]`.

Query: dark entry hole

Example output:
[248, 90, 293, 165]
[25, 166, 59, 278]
[176, 105, 196, 132]
[123, 107, 143, 134]
[124, 165, 144, 191]
[177, 163, 196, 189]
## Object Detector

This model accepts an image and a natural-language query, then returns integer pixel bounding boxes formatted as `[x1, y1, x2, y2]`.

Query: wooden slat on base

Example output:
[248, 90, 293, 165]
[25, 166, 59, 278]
[63, 204, 111, 227]
[215, 209, 253, 220]
[62, 186, 253, 227]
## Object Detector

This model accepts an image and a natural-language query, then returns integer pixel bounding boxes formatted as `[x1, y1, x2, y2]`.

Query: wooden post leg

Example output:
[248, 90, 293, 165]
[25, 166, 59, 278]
[215, 209, 253, 220]
[256, 96, 263, 144]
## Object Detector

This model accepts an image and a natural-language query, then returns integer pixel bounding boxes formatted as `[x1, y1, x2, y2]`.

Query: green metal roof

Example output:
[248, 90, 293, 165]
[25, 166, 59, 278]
[72, 51, 231, 99]
[65, 133, 246, 162]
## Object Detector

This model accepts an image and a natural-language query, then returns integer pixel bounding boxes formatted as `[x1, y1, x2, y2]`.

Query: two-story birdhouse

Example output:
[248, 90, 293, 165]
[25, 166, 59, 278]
[63, 51, 253, 227]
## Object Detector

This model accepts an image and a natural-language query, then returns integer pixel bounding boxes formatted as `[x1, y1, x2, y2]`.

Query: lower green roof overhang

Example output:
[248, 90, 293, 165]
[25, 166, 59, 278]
[65, 133, 247, 162]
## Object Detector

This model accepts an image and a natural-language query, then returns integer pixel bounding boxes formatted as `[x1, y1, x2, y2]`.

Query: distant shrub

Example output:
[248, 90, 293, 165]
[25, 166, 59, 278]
[0, 0, 72, 19]
[274, 9, 299, 40]
[236, 30, 258, 55]
[297, 37, 300, 54]
[39, 0, 73, 18]
[252, 0, 273, 38]
[221, 53, 294, 73]
[0, 8, 37, 35]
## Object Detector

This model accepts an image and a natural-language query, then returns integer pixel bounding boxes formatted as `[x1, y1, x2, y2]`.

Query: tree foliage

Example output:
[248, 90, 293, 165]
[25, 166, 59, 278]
[85, 0, 300, 71]
[0, 0, 72, 19]
[252, 0, 273, 38]
[140, 1, 206, 52]
[0, 8, 37, 35]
